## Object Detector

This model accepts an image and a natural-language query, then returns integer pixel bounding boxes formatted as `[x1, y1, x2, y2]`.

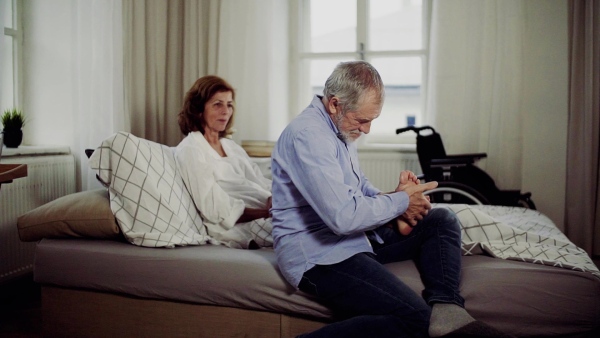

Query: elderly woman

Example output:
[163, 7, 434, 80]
[175, 75, 272, 249]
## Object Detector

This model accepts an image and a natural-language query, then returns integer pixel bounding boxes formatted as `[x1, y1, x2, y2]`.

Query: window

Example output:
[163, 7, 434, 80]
[1, 0, 22, 112]
[290, 0, 430, 145]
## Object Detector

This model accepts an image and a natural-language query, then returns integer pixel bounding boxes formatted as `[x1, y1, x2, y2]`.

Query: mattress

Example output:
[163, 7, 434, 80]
[34, 238, 600, 337]
[34, 239, 331, 319]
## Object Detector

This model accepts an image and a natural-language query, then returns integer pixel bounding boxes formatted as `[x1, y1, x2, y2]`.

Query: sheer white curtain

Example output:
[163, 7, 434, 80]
[215, 0, 289, 143]
[426, 0, 525, 189]
[123, 0, 220, 147]
[565, 0, 600, 256]
[123, 0, 288, 146]
[73, 0, 128, 191]
[0, 3, 4, 110]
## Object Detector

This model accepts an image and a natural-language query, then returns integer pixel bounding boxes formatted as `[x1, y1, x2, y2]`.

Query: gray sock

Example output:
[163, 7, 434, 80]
[428, 303, 476, 337]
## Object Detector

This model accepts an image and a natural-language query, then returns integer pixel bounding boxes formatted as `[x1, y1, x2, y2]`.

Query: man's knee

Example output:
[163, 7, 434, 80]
[428, 208, 460, 233]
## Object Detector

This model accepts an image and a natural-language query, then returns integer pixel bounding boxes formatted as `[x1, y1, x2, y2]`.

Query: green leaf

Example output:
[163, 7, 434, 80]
[1, 108, 26, 130]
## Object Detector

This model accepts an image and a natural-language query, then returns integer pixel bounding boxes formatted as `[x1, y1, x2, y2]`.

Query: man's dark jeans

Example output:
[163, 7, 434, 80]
[297, 208, 463, 338]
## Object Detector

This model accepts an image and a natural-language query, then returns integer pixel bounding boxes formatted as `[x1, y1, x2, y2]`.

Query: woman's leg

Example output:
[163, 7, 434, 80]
[297, 253, 430, 338]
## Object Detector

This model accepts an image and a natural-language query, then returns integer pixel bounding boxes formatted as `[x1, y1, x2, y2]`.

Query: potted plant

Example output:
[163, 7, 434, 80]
[1, 108, 26, 148]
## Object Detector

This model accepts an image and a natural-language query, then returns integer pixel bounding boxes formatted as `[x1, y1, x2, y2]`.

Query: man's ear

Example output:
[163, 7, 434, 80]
[329, 96, 341, 115]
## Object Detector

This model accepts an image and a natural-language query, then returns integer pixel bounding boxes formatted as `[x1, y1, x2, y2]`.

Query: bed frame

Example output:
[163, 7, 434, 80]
[42, 286, 327, 338]
[34, 238, 600, 338]
[20, 186, 600, 338]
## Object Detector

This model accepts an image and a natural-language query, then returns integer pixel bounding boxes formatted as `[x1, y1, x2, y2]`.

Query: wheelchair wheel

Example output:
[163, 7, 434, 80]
[424, 181, 490, 205]
[517, 194, 537, 210]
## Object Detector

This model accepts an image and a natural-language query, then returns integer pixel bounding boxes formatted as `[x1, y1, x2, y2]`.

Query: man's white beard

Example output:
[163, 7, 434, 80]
[340, 131, 361, 143]
[334, 113, 361, 143]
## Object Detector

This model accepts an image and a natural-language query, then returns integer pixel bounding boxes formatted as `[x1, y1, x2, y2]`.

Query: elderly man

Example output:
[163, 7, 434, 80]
[270, 61, 511, 338]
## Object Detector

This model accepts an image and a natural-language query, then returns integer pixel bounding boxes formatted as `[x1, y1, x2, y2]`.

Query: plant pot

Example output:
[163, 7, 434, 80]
[2, 129, 23, 148]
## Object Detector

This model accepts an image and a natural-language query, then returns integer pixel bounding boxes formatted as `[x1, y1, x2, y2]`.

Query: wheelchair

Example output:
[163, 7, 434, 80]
[396, 125, 536, 209]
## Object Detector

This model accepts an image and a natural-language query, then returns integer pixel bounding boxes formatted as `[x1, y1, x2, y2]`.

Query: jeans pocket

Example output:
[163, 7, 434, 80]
[298, 274, 320, 297]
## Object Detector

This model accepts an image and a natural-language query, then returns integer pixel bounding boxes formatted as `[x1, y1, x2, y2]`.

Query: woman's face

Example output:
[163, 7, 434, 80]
[202, 91, 234, 134]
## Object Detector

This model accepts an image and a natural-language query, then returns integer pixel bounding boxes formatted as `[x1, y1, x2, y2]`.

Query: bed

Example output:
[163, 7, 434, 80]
[17, 132, 600, 338]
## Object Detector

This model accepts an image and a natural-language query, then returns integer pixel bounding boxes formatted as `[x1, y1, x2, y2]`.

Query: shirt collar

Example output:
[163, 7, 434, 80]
[189, 131, 225, 159]
[311, 95, 343, 140]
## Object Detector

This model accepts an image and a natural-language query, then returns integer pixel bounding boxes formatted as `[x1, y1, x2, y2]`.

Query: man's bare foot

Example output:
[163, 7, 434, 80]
[396, 218, 414, 235]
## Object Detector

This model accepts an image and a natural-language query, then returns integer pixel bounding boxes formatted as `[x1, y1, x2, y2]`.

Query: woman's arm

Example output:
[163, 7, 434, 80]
[237, 208, 269, 223]
[237, 196, 271, 223]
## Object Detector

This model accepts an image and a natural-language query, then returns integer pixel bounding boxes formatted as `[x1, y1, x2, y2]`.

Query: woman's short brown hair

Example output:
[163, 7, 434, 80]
[178, 75, 236, 137]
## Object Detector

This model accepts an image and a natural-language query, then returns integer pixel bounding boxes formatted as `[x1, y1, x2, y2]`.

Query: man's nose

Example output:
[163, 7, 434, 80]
[359, 122, 371, 134]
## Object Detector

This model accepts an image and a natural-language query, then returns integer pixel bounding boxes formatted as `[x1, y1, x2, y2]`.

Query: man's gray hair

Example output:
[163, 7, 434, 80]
[323, 61, 385, 113]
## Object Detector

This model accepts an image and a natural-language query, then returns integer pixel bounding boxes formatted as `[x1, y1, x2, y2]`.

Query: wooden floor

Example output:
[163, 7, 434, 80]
[0, 273, 42, 338]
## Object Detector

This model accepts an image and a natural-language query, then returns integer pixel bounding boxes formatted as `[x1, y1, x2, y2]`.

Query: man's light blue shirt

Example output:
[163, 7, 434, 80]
[271, 95, 410, 288]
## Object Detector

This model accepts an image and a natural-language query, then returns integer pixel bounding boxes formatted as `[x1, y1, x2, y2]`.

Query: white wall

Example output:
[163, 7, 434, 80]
[217, 0, 289, 144]
[21, 0, 75, 147]
[521, 0, 569, 229]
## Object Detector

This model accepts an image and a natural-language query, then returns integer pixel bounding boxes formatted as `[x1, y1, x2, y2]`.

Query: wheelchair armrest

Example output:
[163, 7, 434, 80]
[428, 153, 486, 168]
[429, 158, 471, 168]
[444, 153, 487, 161]
[429, 153, 487, 167]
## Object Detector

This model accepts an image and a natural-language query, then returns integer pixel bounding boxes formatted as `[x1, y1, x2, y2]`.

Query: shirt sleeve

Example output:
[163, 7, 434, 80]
[285, 128, 409, 236]
[175, 144, 244, 232]
[359, 172, 382, 197]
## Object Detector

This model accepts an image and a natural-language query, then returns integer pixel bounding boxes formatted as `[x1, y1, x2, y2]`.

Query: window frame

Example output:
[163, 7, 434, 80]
[289, 0, 431, 148]
[2, 0, 23, 111]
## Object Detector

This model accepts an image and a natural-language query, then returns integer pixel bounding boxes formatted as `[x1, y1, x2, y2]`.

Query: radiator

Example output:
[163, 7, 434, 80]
[358, 151, 421, 192]
[0, 154, 76, 283]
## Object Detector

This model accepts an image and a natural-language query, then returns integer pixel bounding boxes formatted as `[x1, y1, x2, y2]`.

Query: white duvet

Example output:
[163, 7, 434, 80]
[438, 204, 600, 278]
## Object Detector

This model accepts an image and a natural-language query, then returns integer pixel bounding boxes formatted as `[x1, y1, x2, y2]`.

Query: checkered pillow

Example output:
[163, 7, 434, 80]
[89, 132, 218, 247]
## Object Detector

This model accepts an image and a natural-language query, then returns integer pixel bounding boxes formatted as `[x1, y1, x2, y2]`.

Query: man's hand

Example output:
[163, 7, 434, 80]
[396, 173, 437, 227]
[402, 182, 437, 224]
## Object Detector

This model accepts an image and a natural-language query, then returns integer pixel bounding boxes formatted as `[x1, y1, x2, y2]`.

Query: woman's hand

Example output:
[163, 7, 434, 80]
[266, 196, 272, 212]
[236, 196, 272, 223]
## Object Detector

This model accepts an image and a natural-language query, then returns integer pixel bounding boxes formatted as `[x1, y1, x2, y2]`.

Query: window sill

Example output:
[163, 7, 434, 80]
[1, 145, 71, 158]
[357, 142, 416, 153]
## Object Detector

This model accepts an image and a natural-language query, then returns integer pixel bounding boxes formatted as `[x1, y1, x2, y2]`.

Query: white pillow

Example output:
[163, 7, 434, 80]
[89, 132, 217, 248]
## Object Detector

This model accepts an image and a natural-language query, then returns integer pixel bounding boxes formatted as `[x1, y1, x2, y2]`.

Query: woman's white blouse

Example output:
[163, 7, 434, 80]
[175, 132, 272, 235]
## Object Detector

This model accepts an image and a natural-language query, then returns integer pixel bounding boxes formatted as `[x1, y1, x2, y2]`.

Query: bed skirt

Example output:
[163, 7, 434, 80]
[42, 286, 328, 338]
